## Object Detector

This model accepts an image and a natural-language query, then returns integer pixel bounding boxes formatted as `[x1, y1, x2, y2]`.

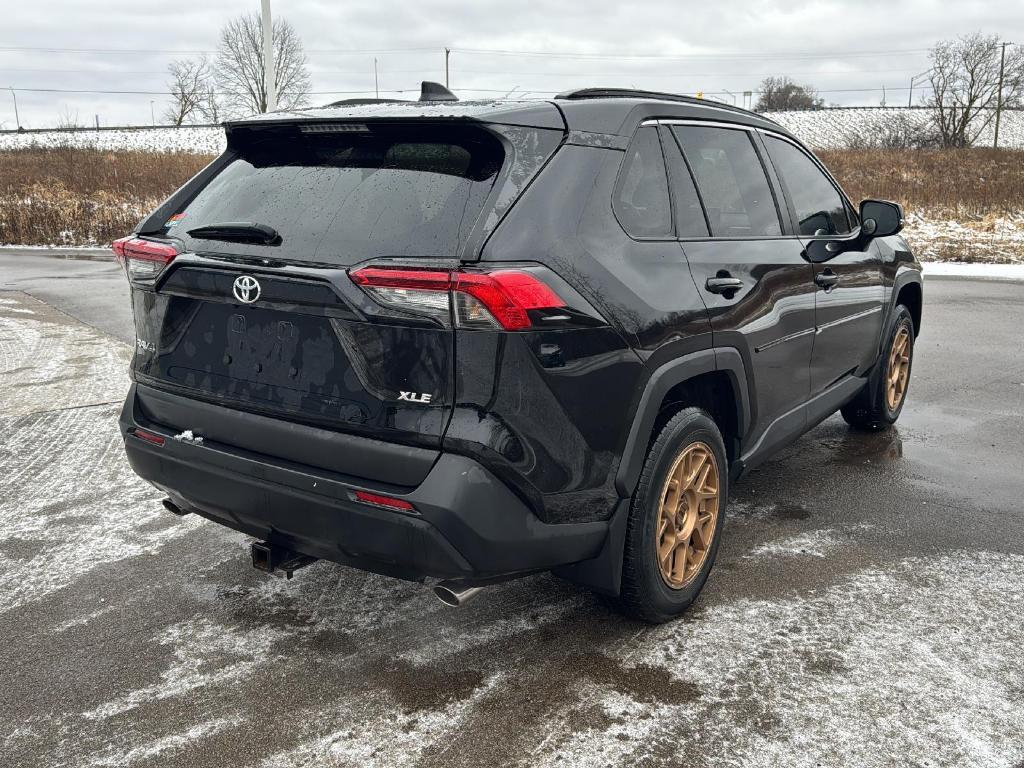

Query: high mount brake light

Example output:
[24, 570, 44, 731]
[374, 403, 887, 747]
[349, 267, 564, 331]
[112, 236, 178, 280]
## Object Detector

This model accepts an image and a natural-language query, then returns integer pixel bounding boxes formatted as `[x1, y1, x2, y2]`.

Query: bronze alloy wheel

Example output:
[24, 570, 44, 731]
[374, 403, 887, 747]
[655, 442, 721, 589]
[886, 326, 912, 411]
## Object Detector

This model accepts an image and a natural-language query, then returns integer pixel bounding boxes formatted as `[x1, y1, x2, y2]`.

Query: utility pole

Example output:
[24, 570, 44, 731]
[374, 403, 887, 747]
[994, 41, 1011, 149]
[8, 87, 19, 129]
[445, 48, 451, 88]
[374, 58, 379, 99]
[261, 0, 277, 112]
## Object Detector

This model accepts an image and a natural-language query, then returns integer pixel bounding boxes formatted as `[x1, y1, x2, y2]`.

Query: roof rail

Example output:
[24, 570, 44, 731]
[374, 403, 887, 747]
[554, 88, 760, 118]
[323, 98, 407, 107]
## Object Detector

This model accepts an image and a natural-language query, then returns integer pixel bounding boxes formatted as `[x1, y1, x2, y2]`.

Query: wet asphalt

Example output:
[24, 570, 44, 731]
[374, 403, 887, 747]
[1, 250, 1023, 767]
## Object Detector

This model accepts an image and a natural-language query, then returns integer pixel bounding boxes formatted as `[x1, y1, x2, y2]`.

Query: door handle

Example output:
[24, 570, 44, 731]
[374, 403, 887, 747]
[814, 270, 840, 291]
[705, 276, 744, 294]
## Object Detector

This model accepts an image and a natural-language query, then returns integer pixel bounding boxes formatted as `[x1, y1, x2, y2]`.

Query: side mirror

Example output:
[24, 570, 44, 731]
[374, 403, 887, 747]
[860, 199, 904, 238]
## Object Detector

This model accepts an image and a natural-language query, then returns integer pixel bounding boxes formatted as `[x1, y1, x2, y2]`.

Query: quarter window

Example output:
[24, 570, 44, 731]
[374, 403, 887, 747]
[764, 136, 852, 236]
[613, 126, 672, 239]
[671, 126, 782, 238]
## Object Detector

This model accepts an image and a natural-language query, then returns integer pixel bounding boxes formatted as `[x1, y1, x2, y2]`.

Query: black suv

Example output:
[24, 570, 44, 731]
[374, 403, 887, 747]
[116, 85, 922, 622]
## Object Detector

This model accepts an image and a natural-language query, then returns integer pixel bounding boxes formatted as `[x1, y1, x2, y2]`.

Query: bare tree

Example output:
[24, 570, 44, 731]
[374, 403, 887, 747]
[754, 77, 825, 112]
[56, 106, 82, 130]
[165, 58, 211, 126]
[197, 84, 222, 123]
[214, 13, 311, 116]
[927, 33, 1024, 147]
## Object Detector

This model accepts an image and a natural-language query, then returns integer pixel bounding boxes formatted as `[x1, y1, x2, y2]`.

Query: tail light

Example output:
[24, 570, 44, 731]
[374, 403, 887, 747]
[350, 266, 565, 330]
[112, 236, 178, 281]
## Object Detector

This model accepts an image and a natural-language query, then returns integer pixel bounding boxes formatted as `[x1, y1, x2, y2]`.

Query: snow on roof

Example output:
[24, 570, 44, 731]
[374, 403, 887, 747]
[226, 98, 562, 129]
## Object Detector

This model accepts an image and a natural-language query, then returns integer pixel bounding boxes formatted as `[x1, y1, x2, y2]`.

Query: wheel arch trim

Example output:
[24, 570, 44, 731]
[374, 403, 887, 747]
[614, 347, 751, 498]
[892, 270, 923, 337]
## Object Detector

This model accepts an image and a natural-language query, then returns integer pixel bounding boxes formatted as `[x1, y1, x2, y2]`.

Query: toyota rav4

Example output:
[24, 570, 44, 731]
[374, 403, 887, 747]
[116, 85, 922, 622]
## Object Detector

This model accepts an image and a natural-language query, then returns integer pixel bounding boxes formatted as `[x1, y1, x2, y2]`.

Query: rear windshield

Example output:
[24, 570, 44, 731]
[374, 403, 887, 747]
[164, 123, 505, 263]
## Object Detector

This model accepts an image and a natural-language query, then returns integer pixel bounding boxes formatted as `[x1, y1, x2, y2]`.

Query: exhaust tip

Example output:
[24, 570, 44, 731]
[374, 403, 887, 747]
[161, 498, 189, 516]
[432, 581, 483, 607]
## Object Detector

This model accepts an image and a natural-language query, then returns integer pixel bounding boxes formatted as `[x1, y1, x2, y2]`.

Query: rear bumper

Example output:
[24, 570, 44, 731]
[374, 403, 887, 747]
[120, 385, 608, 582]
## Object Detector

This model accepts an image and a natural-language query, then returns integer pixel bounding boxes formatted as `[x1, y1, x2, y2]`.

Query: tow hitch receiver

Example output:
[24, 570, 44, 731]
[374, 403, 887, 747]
[250, 541, 317, 579]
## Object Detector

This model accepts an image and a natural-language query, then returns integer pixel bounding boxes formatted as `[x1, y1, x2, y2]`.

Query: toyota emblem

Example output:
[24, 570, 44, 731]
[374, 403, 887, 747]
[232, 275, 261, 304]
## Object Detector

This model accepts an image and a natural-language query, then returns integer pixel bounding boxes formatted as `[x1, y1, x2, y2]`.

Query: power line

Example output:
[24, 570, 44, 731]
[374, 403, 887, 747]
[0, 43, 930, 61]
[424, 66, 931, 78]
[0, 45, 217, 55]
[450, 46, 930, 61]
[0, 66, 932, 81]
[0, 44, 438, 56]
[6, 87, 396, 95]
[7, 84, 936, 96]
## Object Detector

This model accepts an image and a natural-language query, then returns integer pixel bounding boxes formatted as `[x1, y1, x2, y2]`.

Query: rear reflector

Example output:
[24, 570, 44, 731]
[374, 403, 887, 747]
[112, 236, 178, 280]
[350, 266, 564, 330]
[131, 428, 165, 446]
[353, 490, 416, 512]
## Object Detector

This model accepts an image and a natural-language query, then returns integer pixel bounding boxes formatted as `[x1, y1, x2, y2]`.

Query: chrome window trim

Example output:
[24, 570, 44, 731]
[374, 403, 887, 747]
[650, 119, 793, 241]
[611, 124, 675, 241]
[755, 128, 860, 229]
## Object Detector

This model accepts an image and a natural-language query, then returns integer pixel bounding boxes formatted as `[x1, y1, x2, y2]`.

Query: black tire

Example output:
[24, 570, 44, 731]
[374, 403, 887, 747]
[841, 304, 915, 431]
[612, 407, 728, 623]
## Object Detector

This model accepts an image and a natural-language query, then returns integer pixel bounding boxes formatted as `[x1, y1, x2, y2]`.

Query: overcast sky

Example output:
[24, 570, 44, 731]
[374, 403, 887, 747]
[2, 0, 1021, 128]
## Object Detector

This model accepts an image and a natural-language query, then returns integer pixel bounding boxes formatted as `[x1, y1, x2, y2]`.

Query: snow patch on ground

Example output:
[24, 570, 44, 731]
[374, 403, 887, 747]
[533, 551, 1024, 768]
[768, 108, 1024, 150]
[0, 402, 190, 613]
[259, 675, 502, 768]
[0, 292, 132, 418]
[0, 125, 225, 154]
[2, 110, 1022, 153]
[906, 211, 1024, 265]
[86, 717, 239, 767]
[922, 261, 1024, 280]
[747, 528, 843, 558]
[0, 293, 186, 612]
[83, 618, 288, 720]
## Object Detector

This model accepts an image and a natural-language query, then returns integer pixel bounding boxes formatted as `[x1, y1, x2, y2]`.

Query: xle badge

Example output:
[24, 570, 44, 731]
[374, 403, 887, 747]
[397, 391, 433, 404]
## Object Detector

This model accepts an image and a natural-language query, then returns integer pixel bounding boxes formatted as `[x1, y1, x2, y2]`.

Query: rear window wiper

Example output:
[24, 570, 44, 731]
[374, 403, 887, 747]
[186, 222, 282, 246]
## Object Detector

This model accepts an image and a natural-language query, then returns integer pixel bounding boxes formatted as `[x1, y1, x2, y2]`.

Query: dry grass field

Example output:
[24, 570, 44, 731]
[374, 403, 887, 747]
[819, 148, 1024, 218]
[1, 144, 1022, 261]
[820, 148, 1024, 263]
[0, 147, 212, 246]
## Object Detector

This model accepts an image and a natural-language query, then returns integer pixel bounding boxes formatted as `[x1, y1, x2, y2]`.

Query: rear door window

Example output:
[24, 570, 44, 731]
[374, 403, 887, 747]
[166, 123, 505, 263]
[671, 126, 782, 238]
[763, 135, 853, 236]
[613, 126, 672, 239]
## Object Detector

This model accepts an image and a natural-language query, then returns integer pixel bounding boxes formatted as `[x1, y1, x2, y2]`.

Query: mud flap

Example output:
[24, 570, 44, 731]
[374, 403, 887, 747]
[552, 499, 630, 596]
